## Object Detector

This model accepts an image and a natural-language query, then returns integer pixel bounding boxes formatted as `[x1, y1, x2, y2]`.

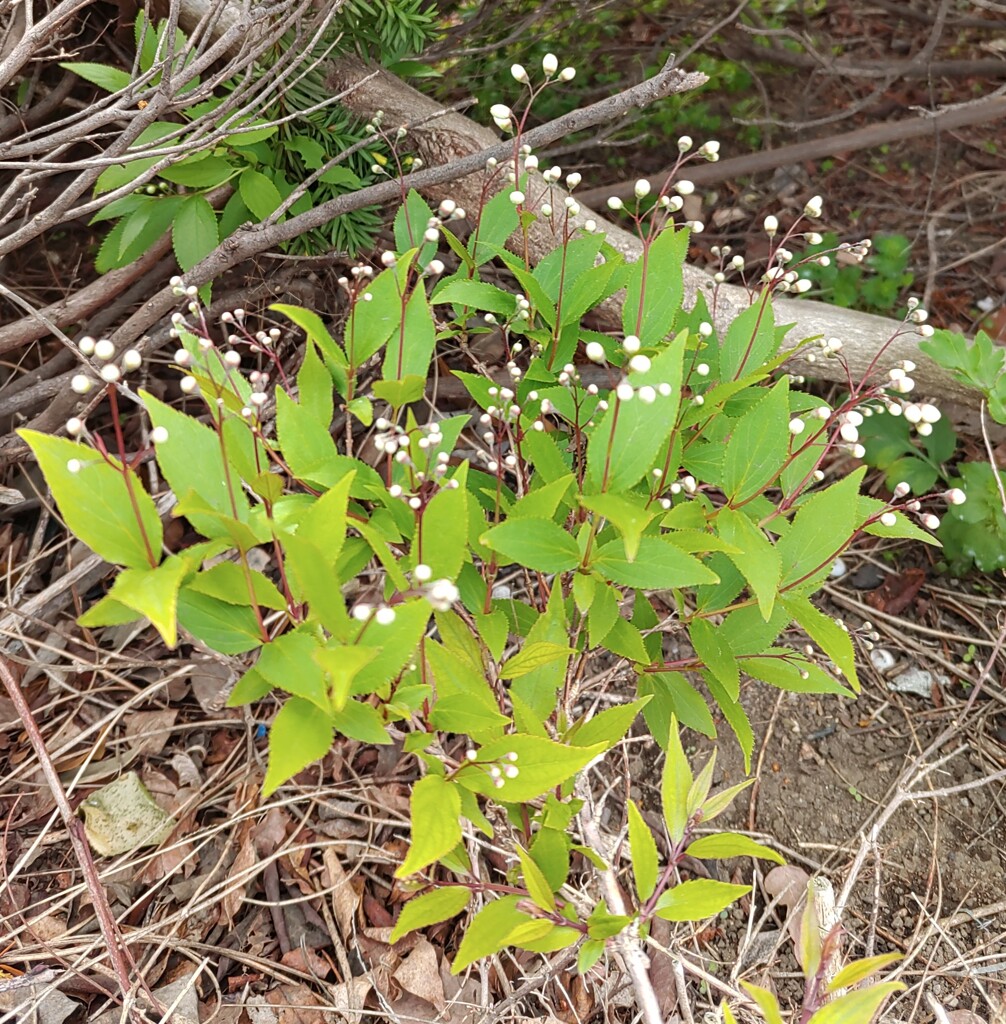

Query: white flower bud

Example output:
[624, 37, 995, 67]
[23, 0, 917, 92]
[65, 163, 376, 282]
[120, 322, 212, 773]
[66, 459, 82, 474]
[150, 426, 169, 444]
[559, 67, 576, 81]
[839, 422, 859, 443]
[696, 363, 710, 376]
[78, 336, 96, 355]
[946, 488, 966, 505]
[623, 335, 641, 354]
[674, 179, 695, 195]
[880, 512, 897, 527]
[511, 63, 529, 84]
[764, 215, 779, 236]
[566, 172, 581, 190]
[851, 443, 866, 459]
[99, 364, 120, 383]
[542, 53, 558, 76]
[789, 418, 806, 435]
[489, 103, 511, 120]
[180, 375, 197, 394]
[375, 606, 396, 625]
[66, 417, 84, 436]
[803, 195, 823, 218]
[121, 349, 142, 371]
[628, 354, 651, 374]
[426, 259, 445, 276]
[615, 382, 634, 402]
[509, 191, 525, 205]
[70, 374, 92, 395]
[634, 179, 651, 199]
[638, 385, 656, 403]
[916, 422, 933, 436]
[921, 513, 940, 530]
[893, 481, 911, 498]
[607, 196, 624, 210]
[677, 135, 693, 152]
[585, 341, 606, 363]
[94, 339, 115, 361]
[351, 603, 372, 621]
[919, 403, 941, 424]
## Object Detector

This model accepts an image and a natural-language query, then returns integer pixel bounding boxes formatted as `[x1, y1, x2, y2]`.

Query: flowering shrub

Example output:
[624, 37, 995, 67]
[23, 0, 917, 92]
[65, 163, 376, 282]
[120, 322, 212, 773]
[23, 53, 928, 1016]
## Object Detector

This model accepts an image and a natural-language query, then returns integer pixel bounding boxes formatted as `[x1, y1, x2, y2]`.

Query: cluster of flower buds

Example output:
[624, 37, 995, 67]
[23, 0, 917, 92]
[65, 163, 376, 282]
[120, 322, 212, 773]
[462, 747, 519, 789]
[71, 335, 146, 393]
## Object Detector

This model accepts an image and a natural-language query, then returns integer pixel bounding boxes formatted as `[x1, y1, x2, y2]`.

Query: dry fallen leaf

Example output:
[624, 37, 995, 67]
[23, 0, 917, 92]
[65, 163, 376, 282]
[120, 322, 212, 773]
[79, 771, 174, 856]
[394, 936, 444, 1010]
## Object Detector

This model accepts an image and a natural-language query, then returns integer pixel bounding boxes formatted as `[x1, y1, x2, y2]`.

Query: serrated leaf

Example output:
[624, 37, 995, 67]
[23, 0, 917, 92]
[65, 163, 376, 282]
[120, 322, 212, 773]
[60, 61, 132, 92]
[456, 734, 605, 803]
[239, 167, 282, 221]
[384, 284, 435, 381]
[689, 617, 740, 700]
[263, 697, 334, 796]
[517, 844, 555, 911]
[172, 193, 219, 272]
[627, 800, 659, 900]
[700, 778, 755, 824]
[622, 225, 687, 342]
[594, 536, 718, 589]
[451, 896, 528, 973]
[723, 378, 790, 502]
[569, 697, 649, 750]
[396, 775, 462, 877]
[177, 587, 263, 653]
[19, 430, 162, 569]
[719, 296, 778, 380]
[420, 468, 469, 580]
[390, 886, 471, 944]
[654, 879, 751, 921]
[827, 953, 902, 993]
[685, 833, 784, 864]
[778, 468, 865, 589]
[661, 715, 693, 843]
[806, 983, 905, 1024]
[104, 556, 188, 647]
[481, 518, 581, 573]
[500, 641, 573, 679]
[716, 507, 782, 619]
[782, 594, 859, 691]
[741, 982, 785, 1024]
[579, 493, 657, 562]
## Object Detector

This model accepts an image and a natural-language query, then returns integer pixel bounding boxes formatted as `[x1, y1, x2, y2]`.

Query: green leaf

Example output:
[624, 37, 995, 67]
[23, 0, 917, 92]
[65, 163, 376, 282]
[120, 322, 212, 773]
[740, 651, 852, 695]
[470, 190, 520, 266]
[685, 833, 784, 864]
[390, 887, 471, 944]
[778, 468, 865, 589]
[517, 845, 556, 911]
[177, 587, 263, 653]
[481, 518, 581, 573]
[271, 303, 349, 395]
[343, 267, 401, 364]
[420, 469, 469, 580]
[254, 630, 330, 711]
[451, 896, 528, 973]
[172, 193, 219, 273]
[578, 939, 605, 974]
[19, 430, 161, 569]
[741, 982, 785, 1024]
[716, 507, 782, 619]
[429, 695, 509, 737]
[371, 375, 425, 408]
[295, 335, 334, 428]
[396, 775, 463, 877]
[158, 155, 234, 188]
[627, 800, 659, 900]
[661, 715, 692, 844]
[384, 285, 436, 382]
[332, 698, 393, 744]
[104, 556, 188, 647]
[434, 278, 516, 317]
[239, 168, 283, 221]
[187, 562, 286, 611]
[719, 296, 778, 380]
[500, 641, 574, 679]
[456, 734, 606, 803]
[579, 493, 657, 562]
[275, 387, 339, 485]
[350, 598, 431, 696]
[654, 879, 751, 921]
[295, 471, 354, 570]
[569, 698, 649, 750]
[594, 536, 718, 589]
[262, 697, 333, 796]
[782, 594, 859, 691]
[828, 953, 902, 992]
[807, 983, 905, 1024]
[689, 617, 740, 700]
[584, 334, 686, 492]
[699, 778, 755, 825]
[622, 225, 687, 342]
[60, 62, 131, 92]
[723, 378, 790, 503]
